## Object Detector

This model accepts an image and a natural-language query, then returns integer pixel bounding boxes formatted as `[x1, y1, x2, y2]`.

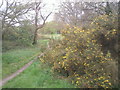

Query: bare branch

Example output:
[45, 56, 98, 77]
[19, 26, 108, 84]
[0, 0, 3, 8]
[31, 1, 52, 45]
[39, 12, 52, 28]
[1, 0, 32, 30]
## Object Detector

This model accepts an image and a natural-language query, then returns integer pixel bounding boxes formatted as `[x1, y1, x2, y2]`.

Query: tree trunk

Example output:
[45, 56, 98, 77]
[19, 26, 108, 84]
[32, 8, 38, 45]
[105, 2, 112, 15]
[32, 28, 38, 45]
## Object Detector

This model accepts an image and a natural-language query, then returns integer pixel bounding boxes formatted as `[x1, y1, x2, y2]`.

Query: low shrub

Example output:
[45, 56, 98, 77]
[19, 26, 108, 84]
[2, 26, 33, 52]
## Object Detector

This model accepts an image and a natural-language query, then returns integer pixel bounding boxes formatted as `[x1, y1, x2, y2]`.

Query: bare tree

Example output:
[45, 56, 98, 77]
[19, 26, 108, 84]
[56, 1, 84, 26]
[55, 1, 118, 27]
[55, 1, 97, 27]
[0, 0, 31, 39]
[31, 1, 52, 45]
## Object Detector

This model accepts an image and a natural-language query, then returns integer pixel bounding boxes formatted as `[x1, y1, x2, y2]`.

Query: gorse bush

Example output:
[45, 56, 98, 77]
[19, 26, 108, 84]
[90, 14, 118, 58]
[90, 14, 118, 30]
[41, 21, 118, 88]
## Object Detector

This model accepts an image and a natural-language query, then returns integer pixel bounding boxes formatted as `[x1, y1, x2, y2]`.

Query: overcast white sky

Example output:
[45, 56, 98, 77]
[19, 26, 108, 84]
[43, 0, 62, 21]
[24, 0, 62, 21]
[0, 0, 62, 21]
[0, 0, 119, 22]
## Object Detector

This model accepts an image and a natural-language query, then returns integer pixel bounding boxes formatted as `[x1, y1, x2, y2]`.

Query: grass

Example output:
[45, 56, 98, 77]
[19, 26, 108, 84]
[2, 40, 48, 79]
[3, 60, 75, 88]
[2, 37, 75, 88]
[38, 34, 62, 40]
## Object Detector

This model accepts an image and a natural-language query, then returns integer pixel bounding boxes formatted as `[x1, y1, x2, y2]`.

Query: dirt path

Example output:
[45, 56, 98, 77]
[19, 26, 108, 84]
[0, 60, 35, 87]
[0, 53, 45, 87]
[0, 44, 50, 87]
